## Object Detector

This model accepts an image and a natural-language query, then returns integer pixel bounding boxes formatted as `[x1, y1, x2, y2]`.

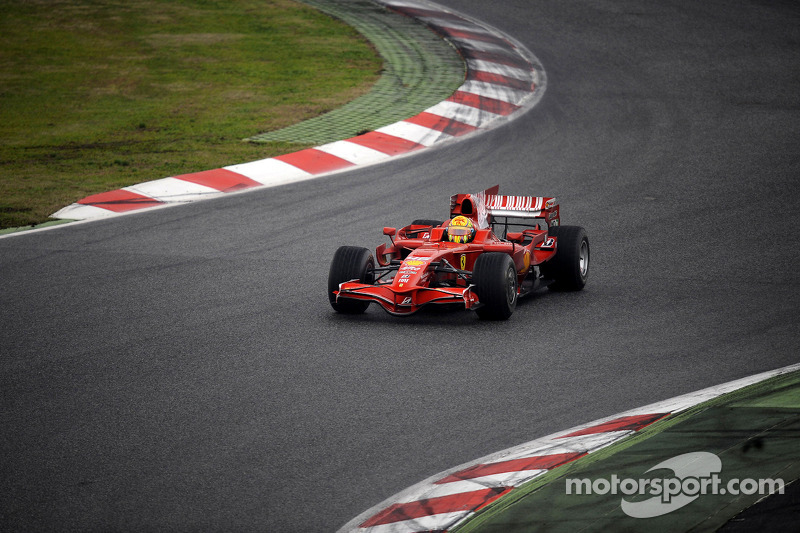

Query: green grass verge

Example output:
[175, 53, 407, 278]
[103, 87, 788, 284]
[0, 0, 381, 229]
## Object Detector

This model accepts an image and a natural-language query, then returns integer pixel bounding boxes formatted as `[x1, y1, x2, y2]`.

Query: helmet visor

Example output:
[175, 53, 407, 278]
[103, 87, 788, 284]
[448, 226, 473, 236]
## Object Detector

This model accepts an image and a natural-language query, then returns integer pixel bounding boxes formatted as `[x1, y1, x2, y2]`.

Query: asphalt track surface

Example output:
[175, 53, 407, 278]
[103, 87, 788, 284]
[1, 1, 798, 531]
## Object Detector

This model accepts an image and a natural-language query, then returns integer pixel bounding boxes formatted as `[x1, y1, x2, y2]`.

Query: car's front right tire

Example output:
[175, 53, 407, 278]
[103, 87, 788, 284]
[328, 246, 374, 314]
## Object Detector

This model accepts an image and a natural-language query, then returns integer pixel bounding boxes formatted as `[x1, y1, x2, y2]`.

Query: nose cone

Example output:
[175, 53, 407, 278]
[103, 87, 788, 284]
[394, 258, 429, 288]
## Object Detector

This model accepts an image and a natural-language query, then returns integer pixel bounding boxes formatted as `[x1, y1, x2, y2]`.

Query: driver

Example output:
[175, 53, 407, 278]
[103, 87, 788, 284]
[446, 215, 476, 243]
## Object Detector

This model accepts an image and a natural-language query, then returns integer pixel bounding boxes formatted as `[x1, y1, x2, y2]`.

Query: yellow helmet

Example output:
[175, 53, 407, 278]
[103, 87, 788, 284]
[447, 216, 476, 244]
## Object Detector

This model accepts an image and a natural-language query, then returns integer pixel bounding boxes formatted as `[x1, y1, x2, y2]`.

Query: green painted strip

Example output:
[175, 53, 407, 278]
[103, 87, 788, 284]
[730, 377, 800, 409]
[247, 0, 465, 145]
[0, 219, 76, 236]
[455, 370, 800, 533]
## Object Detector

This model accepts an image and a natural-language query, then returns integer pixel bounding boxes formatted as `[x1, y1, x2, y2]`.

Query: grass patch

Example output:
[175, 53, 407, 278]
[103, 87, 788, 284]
[0, 0, 382, 229]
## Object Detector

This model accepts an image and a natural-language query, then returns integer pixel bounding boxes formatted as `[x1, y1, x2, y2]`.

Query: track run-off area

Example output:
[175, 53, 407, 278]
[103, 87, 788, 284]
[1, 0, 798, 532]
[44, 0, 544, 225]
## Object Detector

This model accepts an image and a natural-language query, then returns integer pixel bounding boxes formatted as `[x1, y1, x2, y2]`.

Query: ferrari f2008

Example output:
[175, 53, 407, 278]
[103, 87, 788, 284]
[328, 185, 589, 320]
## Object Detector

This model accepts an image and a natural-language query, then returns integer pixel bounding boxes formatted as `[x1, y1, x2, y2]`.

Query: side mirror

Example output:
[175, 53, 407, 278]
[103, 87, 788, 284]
[506, 231, 523, 241]
[383, 227, 396, 237]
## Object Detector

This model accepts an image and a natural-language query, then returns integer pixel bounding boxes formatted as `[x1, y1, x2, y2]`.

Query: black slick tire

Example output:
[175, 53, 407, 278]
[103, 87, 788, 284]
[540, 225, 589, 291]
[328, 246, 374, 314]
[472, 253, 518, 320]
[410, 219, 443, 227]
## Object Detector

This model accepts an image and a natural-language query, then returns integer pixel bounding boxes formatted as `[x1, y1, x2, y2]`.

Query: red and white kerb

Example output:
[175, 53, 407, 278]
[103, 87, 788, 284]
[338, 363, 800, 532]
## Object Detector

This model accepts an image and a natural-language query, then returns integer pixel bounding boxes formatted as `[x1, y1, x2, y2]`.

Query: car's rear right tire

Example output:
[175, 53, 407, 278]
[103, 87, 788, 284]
[410, 219, 443, 227]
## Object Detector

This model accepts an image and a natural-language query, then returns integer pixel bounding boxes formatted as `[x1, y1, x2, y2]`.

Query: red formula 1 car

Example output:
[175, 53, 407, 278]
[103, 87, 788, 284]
[328, 185, 589, 320]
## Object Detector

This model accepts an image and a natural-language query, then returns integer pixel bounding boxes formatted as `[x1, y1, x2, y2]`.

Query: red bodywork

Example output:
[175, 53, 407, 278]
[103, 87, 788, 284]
[334, 186, 563, 316]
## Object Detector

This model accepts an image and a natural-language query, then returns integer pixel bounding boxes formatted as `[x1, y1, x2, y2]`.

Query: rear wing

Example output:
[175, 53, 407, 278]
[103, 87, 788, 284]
[450, 185, 560, 228]
[485, 194, 560, 226]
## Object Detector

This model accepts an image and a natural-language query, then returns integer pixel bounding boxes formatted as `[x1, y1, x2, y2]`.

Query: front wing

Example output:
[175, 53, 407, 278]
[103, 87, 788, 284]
[336, 281, 479, 316]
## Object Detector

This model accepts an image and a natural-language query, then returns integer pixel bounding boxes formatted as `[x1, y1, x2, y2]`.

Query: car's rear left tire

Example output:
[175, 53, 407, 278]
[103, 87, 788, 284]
[328, 246, 374, 314]
[472, 253, 518, 320]
[540, 225, 589, 291]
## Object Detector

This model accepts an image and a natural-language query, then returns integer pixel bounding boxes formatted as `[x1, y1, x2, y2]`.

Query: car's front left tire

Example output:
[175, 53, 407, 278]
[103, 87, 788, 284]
[472, 252, 518, 320]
